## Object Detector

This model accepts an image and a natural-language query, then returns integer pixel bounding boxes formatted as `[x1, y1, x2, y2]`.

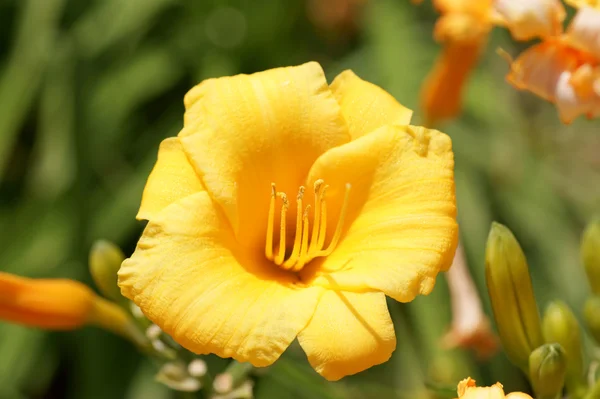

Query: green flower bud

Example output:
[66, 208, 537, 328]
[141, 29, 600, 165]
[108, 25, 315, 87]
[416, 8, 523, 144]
[542, 301, 585, 394]
[582, 219, 600, 294]
[528, 343, 567, 399]
[485, 222, 544, 372]
[584, 296, 600, 344]
[89, 240, 126, 305]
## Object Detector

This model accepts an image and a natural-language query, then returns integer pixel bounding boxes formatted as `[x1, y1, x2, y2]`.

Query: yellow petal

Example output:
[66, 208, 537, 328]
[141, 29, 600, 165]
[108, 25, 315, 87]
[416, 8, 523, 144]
[329, 70, 412, 140]
[456, 378, 533, 399]
[119, 191, 322, 366]
[492, 0, 565, 41]
[297, 290, 395, 381]
[301, 125, 457, 302]
[457, 377, 478, 396]
[179, 62, 349, 249]
[460, 386, 506, 399]
[137, 137, 204, 221]
[565, 7, 600, 59]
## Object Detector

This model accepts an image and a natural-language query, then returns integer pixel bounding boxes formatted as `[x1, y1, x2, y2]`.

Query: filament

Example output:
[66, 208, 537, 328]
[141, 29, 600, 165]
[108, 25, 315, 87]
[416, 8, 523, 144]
[265, 181, 351, 272]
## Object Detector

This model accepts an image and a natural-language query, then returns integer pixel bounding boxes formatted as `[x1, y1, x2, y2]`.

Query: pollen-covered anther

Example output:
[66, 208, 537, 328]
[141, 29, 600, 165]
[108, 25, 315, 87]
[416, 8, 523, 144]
[265, 180, 351, 272]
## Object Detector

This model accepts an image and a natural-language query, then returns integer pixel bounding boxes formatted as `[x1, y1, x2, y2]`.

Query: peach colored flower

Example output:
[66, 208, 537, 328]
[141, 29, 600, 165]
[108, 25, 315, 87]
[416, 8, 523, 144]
[506, 4, 600, 123]
[420, 0, 565, 126]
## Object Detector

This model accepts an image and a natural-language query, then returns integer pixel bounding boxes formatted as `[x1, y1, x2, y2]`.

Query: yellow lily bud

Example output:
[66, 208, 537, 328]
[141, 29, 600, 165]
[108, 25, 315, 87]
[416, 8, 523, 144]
[89, 240, 126, 305]
[485, 222, 544, 372]
[528, 343, 567, 399]
[0, 272, 145, 346]
[584, 296, 600, 344]
[582, 219, 600, 294]
[542, 301, 585, 394]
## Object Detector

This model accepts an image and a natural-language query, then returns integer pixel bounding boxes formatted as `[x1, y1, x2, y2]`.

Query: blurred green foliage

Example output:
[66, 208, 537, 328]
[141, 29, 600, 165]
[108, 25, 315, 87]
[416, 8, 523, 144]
[0, 0, 599, 398]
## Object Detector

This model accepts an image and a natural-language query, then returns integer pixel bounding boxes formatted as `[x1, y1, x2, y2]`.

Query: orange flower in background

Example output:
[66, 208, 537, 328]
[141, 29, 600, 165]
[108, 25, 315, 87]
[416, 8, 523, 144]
[506, 1, 600, 123]
[119, 62, 458, 381]
[0, 271, 134, 339]
[420, 0, 565, 126]
[456, 377, 532, 399]
[421, 0, 493, 127]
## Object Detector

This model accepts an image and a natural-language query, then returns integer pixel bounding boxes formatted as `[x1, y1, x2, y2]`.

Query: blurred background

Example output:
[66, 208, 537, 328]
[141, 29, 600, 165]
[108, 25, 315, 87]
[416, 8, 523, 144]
[0, 0, 599, 398]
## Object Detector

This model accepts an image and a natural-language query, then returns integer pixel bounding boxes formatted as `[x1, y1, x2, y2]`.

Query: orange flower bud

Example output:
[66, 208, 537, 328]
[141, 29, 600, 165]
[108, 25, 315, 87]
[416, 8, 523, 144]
[421, 40, 485, 127]
[420, 0, 493, 127]
[0, 272, 95, 330]
[0, 272, 143, 347]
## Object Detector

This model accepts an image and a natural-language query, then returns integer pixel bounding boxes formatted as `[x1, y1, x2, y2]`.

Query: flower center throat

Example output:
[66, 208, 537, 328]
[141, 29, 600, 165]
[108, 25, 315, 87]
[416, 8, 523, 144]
[265, 179, 351, 272]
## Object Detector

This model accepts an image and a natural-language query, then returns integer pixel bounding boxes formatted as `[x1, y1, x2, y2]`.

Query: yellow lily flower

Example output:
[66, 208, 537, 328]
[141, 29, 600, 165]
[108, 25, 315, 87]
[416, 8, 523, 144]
[420, 0, 565, 126]
[0, 272, 130, 335]
[456, 377, 532, 399]
[118, 62, 458, 380]
[506, 3, 600, 123]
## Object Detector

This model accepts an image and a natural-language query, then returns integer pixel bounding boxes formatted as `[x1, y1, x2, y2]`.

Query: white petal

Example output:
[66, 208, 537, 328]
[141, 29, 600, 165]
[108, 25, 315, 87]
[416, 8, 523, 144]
[566, 7, 600, 58]
[493, 0, 565, 40]
[555, 71, 600, 123]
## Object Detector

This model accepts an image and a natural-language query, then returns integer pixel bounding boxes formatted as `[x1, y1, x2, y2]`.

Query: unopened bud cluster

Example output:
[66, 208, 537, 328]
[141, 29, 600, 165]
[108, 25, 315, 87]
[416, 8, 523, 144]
[484, 222, 586, 398]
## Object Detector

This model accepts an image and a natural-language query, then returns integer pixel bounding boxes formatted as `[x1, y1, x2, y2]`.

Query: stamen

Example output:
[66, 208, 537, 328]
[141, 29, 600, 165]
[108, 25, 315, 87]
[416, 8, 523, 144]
[265, 181, 351, 272]
[308, 180, 324, 255]
[292, 206, 311, 272]
[315, 185, 329, 254]
[317, 184, 351, 257]
[265, 183, 276, 261]
[273, 192, 288, 265]
[282, 187, 305, 270]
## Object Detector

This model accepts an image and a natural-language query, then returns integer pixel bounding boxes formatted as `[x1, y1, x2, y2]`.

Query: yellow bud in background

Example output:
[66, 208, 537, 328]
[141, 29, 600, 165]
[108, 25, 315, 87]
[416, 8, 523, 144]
[584, 296, 600, 344]
[528, 343, 567, 399]
[485, 222, 544, 372]
[89, 240, 127, 305]
[542, 301, 585, 395]
[582, 219, 600, 294]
